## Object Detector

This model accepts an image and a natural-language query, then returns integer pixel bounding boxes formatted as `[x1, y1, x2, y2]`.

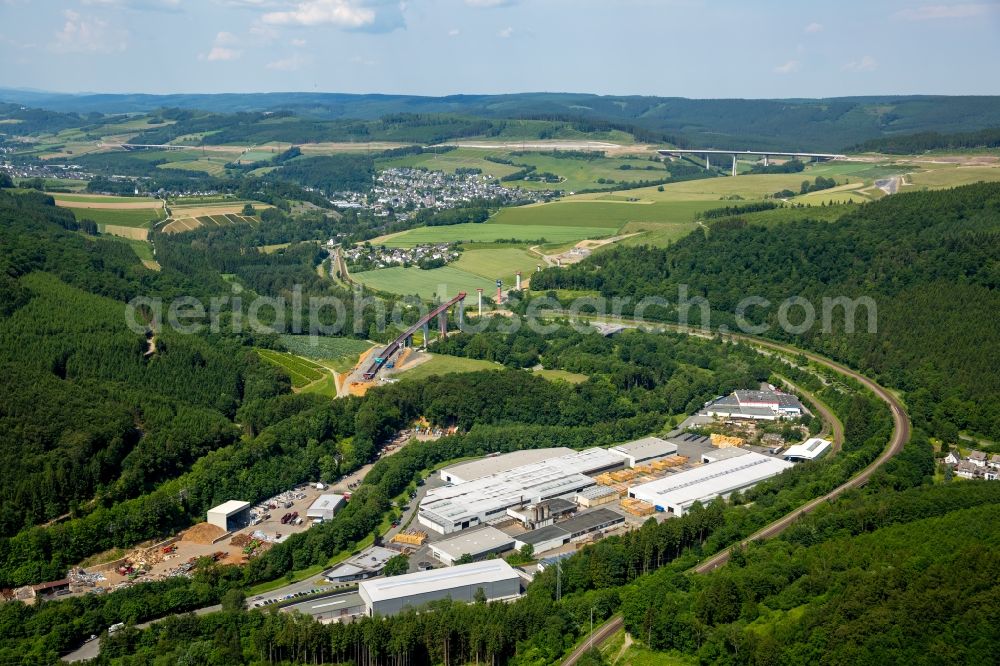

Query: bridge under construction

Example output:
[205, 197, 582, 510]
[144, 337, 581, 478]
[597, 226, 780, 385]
[361, 292, 467, 380]
[658, 148, 844, 176]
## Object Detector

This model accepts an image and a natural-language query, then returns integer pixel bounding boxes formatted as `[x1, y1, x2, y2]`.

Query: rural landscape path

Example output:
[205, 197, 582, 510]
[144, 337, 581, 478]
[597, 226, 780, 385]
[559, 318, 910, 665]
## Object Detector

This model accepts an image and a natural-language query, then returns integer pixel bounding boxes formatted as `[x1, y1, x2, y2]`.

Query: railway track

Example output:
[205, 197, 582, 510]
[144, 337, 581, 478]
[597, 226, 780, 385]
[560, 322, 911, 664]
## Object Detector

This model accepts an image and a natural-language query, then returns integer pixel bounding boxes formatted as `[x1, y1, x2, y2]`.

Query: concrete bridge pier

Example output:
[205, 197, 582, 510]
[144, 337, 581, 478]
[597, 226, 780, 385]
[457, 300, 464, 329]
[438, 311, 447, 338]
[732, 154, 737, 176]
[763, 154, 769, 167]
[422, 321, 430, 349]
[705, 154, 711, 170]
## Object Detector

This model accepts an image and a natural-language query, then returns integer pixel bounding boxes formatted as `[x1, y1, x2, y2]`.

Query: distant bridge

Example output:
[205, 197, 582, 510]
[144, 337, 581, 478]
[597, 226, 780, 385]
[658, 149, 845, 176]
[361, 292, 467, 380]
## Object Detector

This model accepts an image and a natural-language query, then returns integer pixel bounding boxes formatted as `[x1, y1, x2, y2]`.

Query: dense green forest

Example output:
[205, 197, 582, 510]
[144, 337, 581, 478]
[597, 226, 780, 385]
[7, 92, 1000, 150]
[531, 182, 1000, 443]
[853, 126, 1000, 153]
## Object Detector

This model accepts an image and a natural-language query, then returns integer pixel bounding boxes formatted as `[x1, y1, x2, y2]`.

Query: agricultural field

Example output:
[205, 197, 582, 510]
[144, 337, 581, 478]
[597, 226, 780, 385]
[450, 247, 546, 282]
[394, 353, 502, 381]
[504, 153, 669, 192]
[51, 193, 152, 204]
[279, 335, 374, 373]
[65, 206, 166, 229]
[376, 148, 523, 179]
[353, 264, 498, 300]
[157, 157, 230, 176]
[162, 201, 266, 233]
[904, 164, 1000, 188]
[378, 222, 617, 248]
[255, 348, 329, 389]
[532, 368, 588, 383]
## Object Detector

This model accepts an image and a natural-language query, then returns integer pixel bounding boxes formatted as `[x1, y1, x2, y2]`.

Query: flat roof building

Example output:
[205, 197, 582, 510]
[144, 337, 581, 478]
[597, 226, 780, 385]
[440, 448, 573, 484]
[358, 559, 520, 616]
[609, 437, 678, 466]
[206, 500, 251, 532]
[513, 508, 625, 555]
[783, 438, 832, 462]
[323, 546, 398, 583]
[628, 452, 794, 516]
[307, 494, 345, 521]
[575, 485, 619, 508]
[419, 448, 627, 534]
[701, 447, 751, 464]
[705, 390, 803, 421]
[429, 526, 515, 565]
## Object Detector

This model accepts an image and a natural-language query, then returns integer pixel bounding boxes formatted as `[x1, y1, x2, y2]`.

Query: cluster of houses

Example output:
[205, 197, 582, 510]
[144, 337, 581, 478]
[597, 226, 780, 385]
[0, 161, 91, 182]
[944, 449, 1000, 480]
[330, 167, 541, 219]
[344, 242, 460, 271]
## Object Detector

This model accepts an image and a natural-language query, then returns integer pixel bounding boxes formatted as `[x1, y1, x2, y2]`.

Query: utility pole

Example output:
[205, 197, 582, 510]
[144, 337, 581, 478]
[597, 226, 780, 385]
[590, 607, 594, 652]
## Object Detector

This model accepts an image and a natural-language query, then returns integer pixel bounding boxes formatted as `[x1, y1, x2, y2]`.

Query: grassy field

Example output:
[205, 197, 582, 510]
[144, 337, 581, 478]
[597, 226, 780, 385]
[158, 158, 230, 176]
[353, 264, 498, 300]
[256, 348, 327, 388]
[378, 222, 616, 247]
[279, 335, 374, 372]
[51, 193, 151, 204]
[377, 148, 523, 179]
[451, 247, 545, 281]
[67, 206, 166, 228]
[395, 354, 502, 381]
[533, 368, 588, 383]
[506, 153, 668, 191]
[904, 164, 1000, 188]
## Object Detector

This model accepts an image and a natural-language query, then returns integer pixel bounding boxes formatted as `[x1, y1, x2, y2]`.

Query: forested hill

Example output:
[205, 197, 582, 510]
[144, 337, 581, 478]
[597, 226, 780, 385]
[3, 90, 1000, 151]
[852, 126, 1000, 153]
[532, 182, 1000, 443]
[0, 190, 287, 540]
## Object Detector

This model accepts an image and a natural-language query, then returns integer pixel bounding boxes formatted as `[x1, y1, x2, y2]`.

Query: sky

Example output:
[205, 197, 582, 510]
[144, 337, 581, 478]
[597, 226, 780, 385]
[0, 0, 998, 98]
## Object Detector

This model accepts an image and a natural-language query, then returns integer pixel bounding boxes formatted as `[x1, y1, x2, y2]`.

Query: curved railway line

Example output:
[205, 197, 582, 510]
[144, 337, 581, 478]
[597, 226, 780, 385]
[561, 324, 910, 665]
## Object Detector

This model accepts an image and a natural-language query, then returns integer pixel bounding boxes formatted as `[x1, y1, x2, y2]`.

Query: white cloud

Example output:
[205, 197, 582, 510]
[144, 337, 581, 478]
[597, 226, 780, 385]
[203, 46, 241, 60]
[291, 37, 307, 46]
[773, 59, 800, 74]
[466, 0, 515, 7]
[215, 31, 239, 45]
[498, 26, 513, 38]
[262, 0, 376, 28]
[894, 3, 993, 20]
[844, 55, 877, 72]
[267, 53, 309, 70]
[349, 55, 378, 66]
[448, 28, 460, 36]
[804, 22, 823, 33]
[52, 10, 127, 53]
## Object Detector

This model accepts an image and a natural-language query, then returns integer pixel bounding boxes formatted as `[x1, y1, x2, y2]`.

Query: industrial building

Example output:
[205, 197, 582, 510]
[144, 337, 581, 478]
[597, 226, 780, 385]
[609, 437, 678, 466]
[439, 448, 573, 484]
[575, 485, 619, 508]
[206, 500, 251, 532]
[783, 437, 832, 462]
[306, 494, 346, 521]
[358, 559, 521, 616]
[701, 447, 751, 464]
[705, 390, 804, 421]
[513, 508, 625, 555]
[429, 526, 515, 565]
[418, 448, 627, 534]
[628, 452, 794, 516]
[323, 546, 398, 583]
[506, 498, 576, 529]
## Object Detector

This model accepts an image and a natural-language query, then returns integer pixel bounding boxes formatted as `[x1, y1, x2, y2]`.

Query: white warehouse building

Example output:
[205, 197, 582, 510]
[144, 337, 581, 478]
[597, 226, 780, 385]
[628, 452, 794, 516]
[609, 437, 678, 466]
[307, 494, 346, 521]
[419, 448, 627, 534]
[358, 559, 521, 616]
[783, 438, 832, 462]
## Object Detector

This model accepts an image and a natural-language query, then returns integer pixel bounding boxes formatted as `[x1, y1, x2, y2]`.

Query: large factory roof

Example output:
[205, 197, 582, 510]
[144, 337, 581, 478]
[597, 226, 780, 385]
[629, 452, 794, 510]
[440, 448, 574, 484]
[421, 448, 626, 528]
[610, 436, 677, 462]
[359, 560, 518, 603]
[429, 527, 514, 561]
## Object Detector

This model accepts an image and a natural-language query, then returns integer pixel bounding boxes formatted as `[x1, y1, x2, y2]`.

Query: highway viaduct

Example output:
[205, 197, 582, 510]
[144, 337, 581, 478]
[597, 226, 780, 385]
[658, 148, 846, 176]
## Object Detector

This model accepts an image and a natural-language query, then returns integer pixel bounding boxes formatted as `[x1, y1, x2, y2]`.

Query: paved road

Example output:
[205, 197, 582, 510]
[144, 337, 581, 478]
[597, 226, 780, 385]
[559, 319, 910, 664]
[561, 615, 625, 665]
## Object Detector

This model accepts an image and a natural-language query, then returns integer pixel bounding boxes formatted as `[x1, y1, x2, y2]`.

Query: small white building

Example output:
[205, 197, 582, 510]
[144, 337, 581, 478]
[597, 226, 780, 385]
[783, 438, 832, 462]
[207, 500, 252, 532]
[307, 494, 346, 521]
[969, 451, 987, 468]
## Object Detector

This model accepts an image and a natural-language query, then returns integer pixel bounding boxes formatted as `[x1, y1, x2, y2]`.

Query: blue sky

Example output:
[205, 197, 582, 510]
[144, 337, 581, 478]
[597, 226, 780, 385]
[1, 0, 998, 97]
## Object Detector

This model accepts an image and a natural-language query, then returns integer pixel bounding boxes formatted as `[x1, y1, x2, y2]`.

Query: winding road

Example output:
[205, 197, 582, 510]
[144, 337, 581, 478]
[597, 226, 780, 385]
[560, 322, 910, 664]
